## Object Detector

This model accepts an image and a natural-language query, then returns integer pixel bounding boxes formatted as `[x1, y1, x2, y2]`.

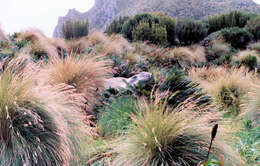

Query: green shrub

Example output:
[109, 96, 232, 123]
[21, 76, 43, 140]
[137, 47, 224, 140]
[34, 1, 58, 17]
[246, 16, 260, 40]
[153, 13, 177, 45]
[207, 11, 252, 34]
[239, 55, 258, 70]
[132, 20, 167, 45]
[121, 13, 160, 40]
[97, 96, 138, 137]
[62, 19, 89, 39]
[132, 20, 152, 42]
[221, 27, 253, 49]
[105, 16, 130, 35]
[176, 19, 208, 45]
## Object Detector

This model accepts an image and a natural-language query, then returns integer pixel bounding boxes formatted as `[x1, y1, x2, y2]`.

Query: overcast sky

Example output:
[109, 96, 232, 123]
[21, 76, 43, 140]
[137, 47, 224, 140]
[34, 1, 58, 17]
[1, 0, 260, 37]
[0, 0, 95, 36]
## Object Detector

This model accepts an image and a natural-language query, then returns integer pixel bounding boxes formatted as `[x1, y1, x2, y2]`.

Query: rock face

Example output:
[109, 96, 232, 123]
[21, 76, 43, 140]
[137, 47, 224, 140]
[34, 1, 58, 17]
[53, 0, 260, 37]
[105, 72, 152, 90]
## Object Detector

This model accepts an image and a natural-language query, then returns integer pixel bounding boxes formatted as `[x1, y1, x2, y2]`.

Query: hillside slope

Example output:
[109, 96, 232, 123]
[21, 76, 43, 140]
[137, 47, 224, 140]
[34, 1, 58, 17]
[53, 0, 260, 37]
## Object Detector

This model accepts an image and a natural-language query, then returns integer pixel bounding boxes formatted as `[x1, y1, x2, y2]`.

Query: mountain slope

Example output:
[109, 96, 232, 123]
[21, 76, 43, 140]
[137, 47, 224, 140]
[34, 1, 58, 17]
[53, 0, 260, 37]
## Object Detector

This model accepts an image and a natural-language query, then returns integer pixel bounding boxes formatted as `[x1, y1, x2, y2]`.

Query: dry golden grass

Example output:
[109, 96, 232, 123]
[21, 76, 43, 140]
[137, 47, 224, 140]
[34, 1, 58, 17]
[38, 54, 111, 114]
[112, 95, 244, 166]
[103, 34, 132, 56]
[66, 37, 88, 54]
[241, 81, 260, 122]
[0, 55, 98, 165]
[233, 50, 260, 64]
[170, 45, 206, 67]
[88, 30, 108, 45]
[88, 31, 132, 56]
[19, 29, 60, 58]
[189, 66, 255, 114]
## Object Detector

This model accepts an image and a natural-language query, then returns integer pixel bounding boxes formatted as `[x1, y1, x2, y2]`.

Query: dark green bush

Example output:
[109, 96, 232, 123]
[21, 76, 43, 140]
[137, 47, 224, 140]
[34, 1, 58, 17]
[176, 19, 208, 45]
[105, 16, 130, 35]
[121, 13, 160, 40]
[62, 19, 89, 39]
[246, 16, 260, 40]
[132, 20, 167, 45]
[153, 13, 177, 45]
[221, 27, 253, 49]
[207, 11, 252, 34]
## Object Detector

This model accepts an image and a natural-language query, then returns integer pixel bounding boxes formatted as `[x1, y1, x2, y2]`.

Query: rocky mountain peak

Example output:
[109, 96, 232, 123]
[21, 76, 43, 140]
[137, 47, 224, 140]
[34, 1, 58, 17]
[53, 0, 260, 38]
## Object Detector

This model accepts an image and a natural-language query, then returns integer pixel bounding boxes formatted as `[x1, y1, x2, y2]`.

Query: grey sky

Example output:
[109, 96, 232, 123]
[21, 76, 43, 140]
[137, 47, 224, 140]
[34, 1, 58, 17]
[0, 0, 95, 36]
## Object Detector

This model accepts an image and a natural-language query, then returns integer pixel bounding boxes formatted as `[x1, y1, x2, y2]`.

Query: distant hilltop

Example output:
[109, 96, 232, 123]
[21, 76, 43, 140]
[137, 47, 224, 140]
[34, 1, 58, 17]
[53, 0, 260, 37]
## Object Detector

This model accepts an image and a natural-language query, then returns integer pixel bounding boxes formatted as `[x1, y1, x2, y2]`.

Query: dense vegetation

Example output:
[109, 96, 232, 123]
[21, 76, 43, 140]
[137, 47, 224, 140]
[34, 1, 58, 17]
[0, 9, 260, 166]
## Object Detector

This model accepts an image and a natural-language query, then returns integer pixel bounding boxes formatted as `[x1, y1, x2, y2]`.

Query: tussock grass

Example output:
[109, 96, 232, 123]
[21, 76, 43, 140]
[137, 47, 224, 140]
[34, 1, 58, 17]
[0, 71, 72, 166]
[112, 96, 244, 166]
[233, 50, 260, 65]
[19, 29, 65, 58]
[66, 37, 88, 54]
[189, 66, 255, 115]
[103, 34, 132, 56]
[39, 54, 111, 114]
[171, 45, 206, 67]
[0, 55, 96, 165]
[206, 39, 231, 61]
[242, 82, 260, 123]
[88, 30, 108, 45]
[88, 31, 132, 56]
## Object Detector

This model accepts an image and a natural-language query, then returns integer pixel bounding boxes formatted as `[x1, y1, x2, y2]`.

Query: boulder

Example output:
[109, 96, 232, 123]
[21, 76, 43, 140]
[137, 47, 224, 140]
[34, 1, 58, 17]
[105, 72, 152, 90]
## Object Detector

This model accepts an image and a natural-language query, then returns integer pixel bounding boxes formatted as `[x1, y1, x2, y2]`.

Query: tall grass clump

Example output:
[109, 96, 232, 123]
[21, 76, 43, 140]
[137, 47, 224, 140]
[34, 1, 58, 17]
[19, 29, 66, 58]
[39, 55, 111, 114]
[189, 67, 254, 115]
[170, 45, 206, 67]
[62, 19, 89, 40]
[243, 82, 260, 123]
[233, 50, 259, 70]
[88, 31, 132, 56]
[205, 39, 232, 62]
[112, 97, 244, 166]
[0, 70, 72, 166]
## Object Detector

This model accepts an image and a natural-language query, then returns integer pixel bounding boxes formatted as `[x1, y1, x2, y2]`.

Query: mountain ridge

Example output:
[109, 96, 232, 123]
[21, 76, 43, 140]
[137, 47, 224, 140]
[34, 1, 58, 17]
[53, 0, 260, 37]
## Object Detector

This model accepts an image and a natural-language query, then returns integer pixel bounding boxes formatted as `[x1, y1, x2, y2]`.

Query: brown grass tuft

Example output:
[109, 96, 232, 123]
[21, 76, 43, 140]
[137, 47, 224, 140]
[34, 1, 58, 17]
[19, 29, 60, 58]
[189, 66, 255, 114]
[233, 50, 260, 64]
[170, 45, 206, 67]
[38, 54, 111, 114]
